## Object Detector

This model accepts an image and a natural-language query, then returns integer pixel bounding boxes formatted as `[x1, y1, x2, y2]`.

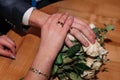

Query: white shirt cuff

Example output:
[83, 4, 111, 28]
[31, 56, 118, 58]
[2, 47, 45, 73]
[22, 7, 36, 25]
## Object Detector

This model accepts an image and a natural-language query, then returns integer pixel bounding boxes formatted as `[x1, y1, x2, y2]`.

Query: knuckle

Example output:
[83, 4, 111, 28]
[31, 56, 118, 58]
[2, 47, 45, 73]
[80, 25, 86, 31]
[70, 29, 78, 35]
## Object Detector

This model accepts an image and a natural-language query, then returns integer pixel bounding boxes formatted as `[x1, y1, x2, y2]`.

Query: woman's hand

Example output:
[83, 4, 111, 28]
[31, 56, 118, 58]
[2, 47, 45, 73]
[0, 35, 16, 59]
[39, 13, 73, 58]
[25, 13, 73, 80]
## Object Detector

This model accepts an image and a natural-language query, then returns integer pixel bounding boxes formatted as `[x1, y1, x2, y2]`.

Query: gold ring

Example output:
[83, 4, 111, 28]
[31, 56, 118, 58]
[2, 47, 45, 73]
[58, 21, 64, 27]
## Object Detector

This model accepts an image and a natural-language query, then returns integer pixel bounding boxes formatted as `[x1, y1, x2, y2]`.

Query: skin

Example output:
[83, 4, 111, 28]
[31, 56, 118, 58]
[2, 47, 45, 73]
[25, 13, 73, 80]
[0, 9, 96, 64]
[0, 35, 16, 59]
[29, 9, 96, 47]
[0, 5, 96, 80]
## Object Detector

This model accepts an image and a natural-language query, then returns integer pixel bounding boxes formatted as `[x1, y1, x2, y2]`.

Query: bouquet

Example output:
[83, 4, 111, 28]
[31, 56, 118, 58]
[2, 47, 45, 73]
[50, 24, 114, 80]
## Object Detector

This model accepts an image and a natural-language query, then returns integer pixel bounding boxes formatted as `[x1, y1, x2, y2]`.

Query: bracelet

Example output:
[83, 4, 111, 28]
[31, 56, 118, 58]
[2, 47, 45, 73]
[30, 67, 49, 79]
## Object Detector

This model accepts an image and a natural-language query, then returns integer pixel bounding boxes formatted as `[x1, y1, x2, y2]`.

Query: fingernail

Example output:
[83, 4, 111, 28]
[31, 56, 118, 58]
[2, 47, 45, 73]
[10, 55, 16, 59]
[68, 16, 74, 19]
[84, 42, 89, 47]
[68, 16, 74, 24]
[91, 40, 95, 44]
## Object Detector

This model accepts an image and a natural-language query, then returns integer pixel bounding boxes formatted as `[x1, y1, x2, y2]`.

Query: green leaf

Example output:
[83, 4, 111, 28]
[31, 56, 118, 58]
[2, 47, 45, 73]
[100, 25, 114, 46]
[61, 45, 68, 53]
[62, 65, 73, 71]
[57, 68, 64, 74]
[57, 74, 66, 80]
[51, 65, 58, 75]
[55, 53, 63, 65]
[92, 28, 102, 39]
[101, 25, 114, 35]
[101, 28, 107, 34]
[72, 56, 78, 60]
[69, 72, 83, 80]
[79, 47, 84, 53]
[75, 63, 91, 70]
[105, 25, 114, 31]
[73, 63, 91, 74]
[63, 57, 73, 64]
[78, 54, 85, 60]
[65, 44, 81, 57]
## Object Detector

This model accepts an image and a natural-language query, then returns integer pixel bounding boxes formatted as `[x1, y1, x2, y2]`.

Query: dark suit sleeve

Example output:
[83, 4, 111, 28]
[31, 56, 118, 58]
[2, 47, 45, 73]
[0, 0, 32, 31]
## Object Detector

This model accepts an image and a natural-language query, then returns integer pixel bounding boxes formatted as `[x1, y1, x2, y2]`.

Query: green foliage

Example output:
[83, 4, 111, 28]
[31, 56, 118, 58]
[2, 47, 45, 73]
[20, 24, 114, 80]
[55, 53, 63, 65]
[51, 24, 114, 80]
[93, 28, 102, 39]
[69, 72, 83, 80]
[93, 24, 114, 46]
[51, 43, 90, 79]
[65, 44, 82, 58]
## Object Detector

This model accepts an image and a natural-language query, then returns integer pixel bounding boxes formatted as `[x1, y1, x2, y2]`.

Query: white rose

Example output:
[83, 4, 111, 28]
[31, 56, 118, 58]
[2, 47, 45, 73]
[92, 61, 102, 70]
[99, 47, 108, 55]
[83, 40, 108, 57]
[81, 70, 95, 79]
[67, 23, 108, 57]
[86, 58, 94, 67]
[86, 58, 102, 70]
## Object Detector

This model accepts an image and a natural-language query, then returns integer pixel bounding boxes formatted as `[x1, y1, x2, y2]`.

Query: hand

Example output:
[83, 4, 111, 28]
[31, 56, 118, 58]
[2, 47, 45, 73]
[65, 17, 96, 47]
[39, 13, 73, 59]
[29, 9, 96, 47]
[0, 35, 16, 59]
[24, 13, 73, 80]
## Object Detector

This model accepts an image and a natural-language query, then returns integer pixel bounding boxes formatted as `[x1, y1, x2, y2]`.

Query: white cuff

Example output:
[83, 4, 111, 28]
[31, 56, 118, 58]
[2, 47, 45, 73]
[22, 7, 36, 25]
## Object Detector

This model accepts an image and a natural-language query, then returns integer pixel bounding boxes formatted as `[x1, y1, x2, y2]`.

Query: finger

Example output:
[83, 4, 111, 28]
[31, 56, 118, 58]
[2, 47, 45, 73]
[52, 13, 65, 24]
[65, 36, 74, 48]
[73, 22, 96, 44]
[62, 16, 74, 35]
[44, 13, 64, 27]
[4, 35, 16, 47]
[73, 20, 96, 38]
[57, 13, 69, 27]
[0, 48, 16, 59]
[0, 38, 16, 54]
[0, 35, 16, 48]
[73, 18, 89, 29]
[70, 28, 89, 47]
[80, 25, 96, 44]
[72, 18, 96, 43]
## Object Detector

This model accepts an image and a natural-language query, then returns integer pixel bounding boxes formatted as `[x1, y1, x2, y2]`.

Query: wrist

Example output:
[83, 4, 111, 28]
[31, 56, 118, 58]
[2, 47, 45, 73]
[38, 47, 58, 62]
[31, 49, 56, 77]
[29, 9, 50, 28]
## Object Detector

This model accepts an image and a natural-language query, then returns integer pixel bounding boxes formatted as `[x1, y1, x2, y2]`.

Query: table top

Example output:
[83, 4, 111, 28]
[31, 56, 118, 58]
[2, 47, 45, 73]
[0, 0, 120, 80]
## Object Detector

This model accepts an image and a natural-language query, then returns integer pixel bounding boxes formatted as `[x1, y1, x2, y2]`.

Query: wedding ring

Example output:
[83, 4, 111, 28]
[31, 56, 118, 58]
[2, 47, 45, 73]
[58, 21, 64, 27]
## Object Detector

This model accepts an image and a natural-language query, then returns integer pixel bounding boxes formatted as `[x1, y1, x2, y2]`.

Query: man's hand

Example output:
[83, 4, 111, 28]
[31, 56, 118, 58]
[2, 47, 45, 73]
[65, 17, 96, 47]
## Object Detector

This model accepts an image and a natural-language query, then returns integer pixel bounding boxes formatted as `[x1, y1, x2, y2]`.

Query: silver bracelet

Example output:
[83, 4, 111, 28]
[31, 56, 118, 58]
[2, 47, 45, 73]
[30, 67, 49, 79]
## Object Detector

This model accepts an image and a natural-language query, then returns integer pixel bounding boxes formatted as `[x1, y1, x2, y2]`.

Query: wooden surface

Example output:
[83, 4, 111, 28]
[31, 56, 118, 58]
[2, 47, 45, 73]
[0, 30, 40, 80]
[0, 0, 120, 80]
